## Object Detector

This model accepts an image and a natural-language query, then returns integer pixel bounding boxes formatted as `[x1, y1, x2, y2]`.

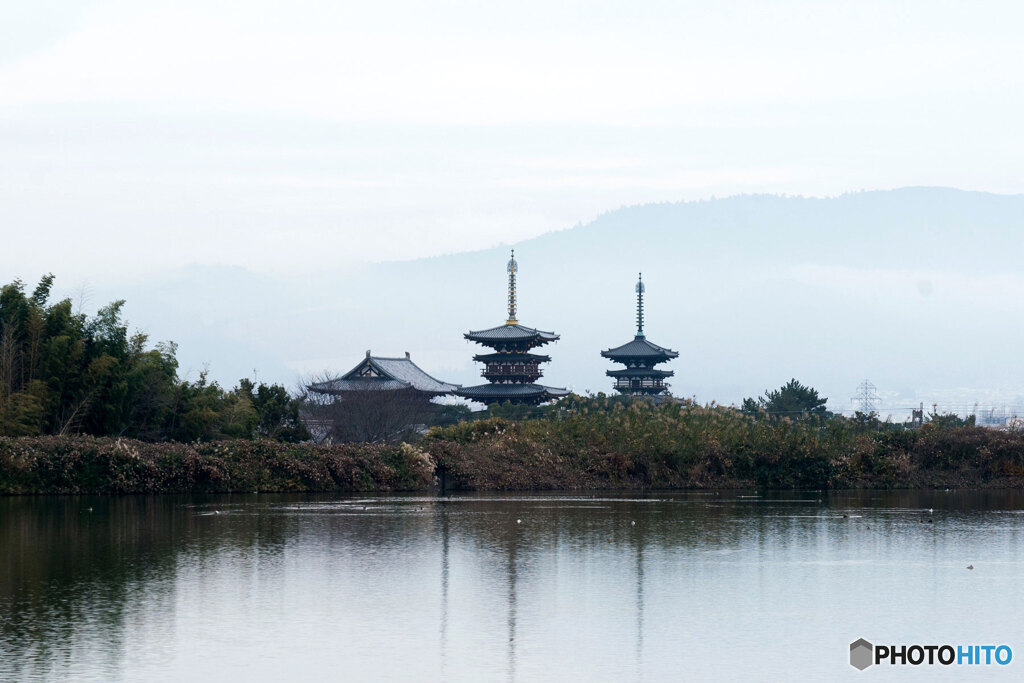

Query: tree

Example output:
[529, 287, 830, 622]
[851, 410, 881, 431]
[927, 411, 975, 429]
[431, 402, 474, 426]
[0, 274, 312, 442]
[743, 378, 831, 420]
[237, 378, 310, 442]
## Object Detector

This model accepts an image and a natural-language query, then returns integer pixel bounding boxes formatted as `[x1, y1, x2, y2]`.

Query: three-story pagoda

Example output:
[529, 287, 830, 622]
[456, 250, 569, 405]
[601, 273, 678, 395]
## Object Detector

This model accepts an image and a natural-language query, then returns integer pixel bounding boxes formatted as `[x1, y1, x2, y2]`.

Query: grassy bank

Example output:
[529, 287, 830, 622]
[425, 398, 1024, 491]
[0, 436, 435, 494]
[4, 398, 1024, 494]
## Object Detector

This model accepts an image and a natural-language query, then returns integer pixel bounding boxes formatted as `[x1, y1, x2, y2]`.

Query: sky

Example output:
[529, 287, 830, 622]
[4, 0, 1024, 282]
[4, 1, 1024, 414]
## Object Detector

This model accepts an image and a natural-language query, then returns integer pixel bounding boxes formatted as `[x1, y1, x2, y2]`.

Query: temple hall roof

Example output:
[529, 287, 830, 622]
[309, 354, 459, 395]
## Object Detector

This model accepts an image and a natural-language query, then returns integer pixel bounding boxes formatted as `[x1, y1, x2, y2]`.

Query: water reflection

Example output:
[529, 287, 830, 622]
[439, 510, 449, 679]
[634, 526, 644, 674]
[3, 491, 1024, 680]
[506, 516, 518, 683]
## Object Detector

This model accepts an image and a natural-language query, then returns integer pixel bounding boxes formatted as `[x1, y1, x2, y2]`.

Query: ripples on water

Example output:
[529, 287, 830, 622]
[3, 490, 1024, 681]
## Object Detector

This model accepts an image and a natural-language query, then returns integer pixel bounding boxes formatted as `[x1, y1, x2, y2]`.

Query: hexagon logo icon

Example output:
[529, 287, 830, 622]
[850, 638, 873, 670]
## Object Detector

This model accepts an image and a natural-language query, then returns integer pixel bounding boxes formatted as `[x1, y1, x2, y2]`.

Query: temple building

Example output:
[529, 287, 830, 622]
[455, 250, 569, 405]
[601, 274, 678, 396]
[308, 351, 459, 397]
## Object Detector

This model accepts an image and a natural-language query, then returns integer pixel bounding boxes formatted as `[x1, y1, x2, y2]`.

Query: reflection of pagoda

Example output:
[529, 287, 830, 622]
[456, 250, 569, 405]
[601, 273, 678, 395]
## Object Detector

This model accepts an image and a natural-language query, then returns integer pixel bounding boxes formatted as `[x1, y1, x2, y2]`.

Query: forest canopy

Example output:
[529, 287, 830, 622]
[0, 275, 307, 441]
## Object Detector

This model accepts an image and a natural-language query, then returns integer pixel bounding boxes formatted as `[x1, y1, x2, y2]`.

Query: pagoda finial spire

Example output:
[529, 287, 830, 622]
[506, 249, 518, 324]
[635, 272, 645, 338]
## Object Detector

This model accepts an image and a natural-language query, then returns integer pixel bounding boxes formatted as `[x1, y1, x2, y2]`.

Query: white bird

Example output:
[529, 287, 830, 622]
[516, 519, 522, 524]
[631, 521, 636, 526]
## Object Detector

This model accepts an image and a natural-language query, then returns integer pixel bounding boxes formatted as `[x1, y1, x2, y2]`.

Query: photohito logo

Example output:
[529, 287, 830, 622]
[850, 639, 873, 670]
[850, 639, 1012, 670]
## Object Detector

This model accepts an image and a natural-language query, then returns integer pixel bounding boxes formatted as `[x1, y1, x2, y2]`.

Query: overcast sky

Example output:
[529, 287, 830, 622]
[3, 0, 1024, 282]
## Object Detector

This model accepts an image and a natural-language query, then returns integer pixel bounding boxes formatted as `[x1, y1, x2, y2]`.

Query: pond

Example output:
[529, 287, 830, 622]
[3, 490, 1023, 680]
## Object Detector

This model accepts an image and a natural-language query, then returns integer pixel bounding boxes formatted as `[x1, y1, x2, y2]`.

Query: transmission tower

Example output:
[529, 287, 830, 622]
[852, 380, 880, 414]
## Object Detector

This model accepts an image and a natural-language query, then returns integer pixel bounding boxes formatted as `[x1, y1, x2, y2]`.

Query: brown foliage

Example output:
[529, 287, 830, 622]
[0, 436, 435, 494]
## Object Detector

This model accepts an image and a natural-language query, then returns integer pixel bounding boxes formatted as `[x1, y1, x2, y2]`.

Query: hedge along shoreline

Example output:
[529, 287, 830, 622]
[421, 401, 1024, 492]
[0, 436, 435, 495]
[7, 407, 1024, 495]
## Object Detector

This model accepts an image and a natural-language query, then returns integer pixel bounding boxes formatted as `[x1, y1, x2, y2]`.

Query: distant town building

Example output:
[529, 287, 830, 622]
[308, 351, 459, 397]
[455, 250, 569, 405]
[601, 273, 678, 396]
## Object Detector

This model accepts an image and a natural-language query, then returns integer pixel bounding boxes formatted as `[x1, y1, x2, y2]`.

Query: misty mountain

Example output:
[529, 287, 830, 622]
[95, 187, 1024, 417]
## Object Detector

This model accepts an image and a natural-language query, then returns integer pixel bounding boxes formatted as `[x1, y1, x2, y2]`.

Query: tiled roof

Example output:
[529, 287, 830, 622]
[601, 336, 679, 360]
[606, 367, 675, 378]
[309, 355, 459, 394]
[465, 323, 559, 344]
[455, 383, 570, 400]
[369, 357, 460, 393]
[472, 352, 552, 363]
[308, 378, 413, 393]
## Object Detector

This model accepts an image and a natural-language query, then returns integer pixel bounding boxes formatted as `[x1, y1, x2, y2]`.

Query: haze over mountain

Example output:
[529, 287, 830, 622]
[79, 187, 1024, 419]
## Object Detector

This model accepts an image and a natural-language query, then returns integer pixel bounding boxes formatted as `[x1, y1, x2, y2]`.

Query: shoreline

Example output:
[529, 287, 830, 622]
[4, 422, 1024, 495]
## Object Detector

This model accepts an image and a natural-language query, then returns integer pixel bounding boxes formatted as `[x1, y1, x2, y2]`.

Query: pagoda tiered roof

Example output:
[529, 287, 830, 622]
[464, 323, 559, 345]
[606, 366, 675, 378]
[455, 249, 567, 405]
[602, 273, 678, 396]
[456, 383, 569, 402]
[601, 335, 679, 361]
[472, 352, 552, 363]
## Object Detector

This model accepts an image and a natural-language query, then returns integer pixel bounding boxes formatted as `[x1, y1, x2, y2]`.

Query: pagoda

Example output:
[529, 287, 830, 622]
[601, 273, 678, 395]
[455, 250, 569, 405]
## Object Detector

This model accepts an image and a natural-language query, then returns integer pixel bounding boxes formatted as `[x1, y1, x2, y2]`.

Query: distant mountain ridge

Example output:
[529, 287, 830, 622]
[99, 187, 1024, 416]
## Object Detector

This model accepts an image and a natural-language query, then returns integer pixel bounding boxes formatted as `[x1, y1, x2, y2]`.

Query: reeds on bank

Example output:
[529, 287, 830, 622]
[4, 397, 1024, 493]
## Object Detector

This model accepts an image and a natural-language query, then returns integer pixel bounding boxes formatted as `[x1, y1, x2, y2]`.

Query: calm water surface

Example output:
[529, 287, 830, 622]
[3, 490, 1024, 681]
